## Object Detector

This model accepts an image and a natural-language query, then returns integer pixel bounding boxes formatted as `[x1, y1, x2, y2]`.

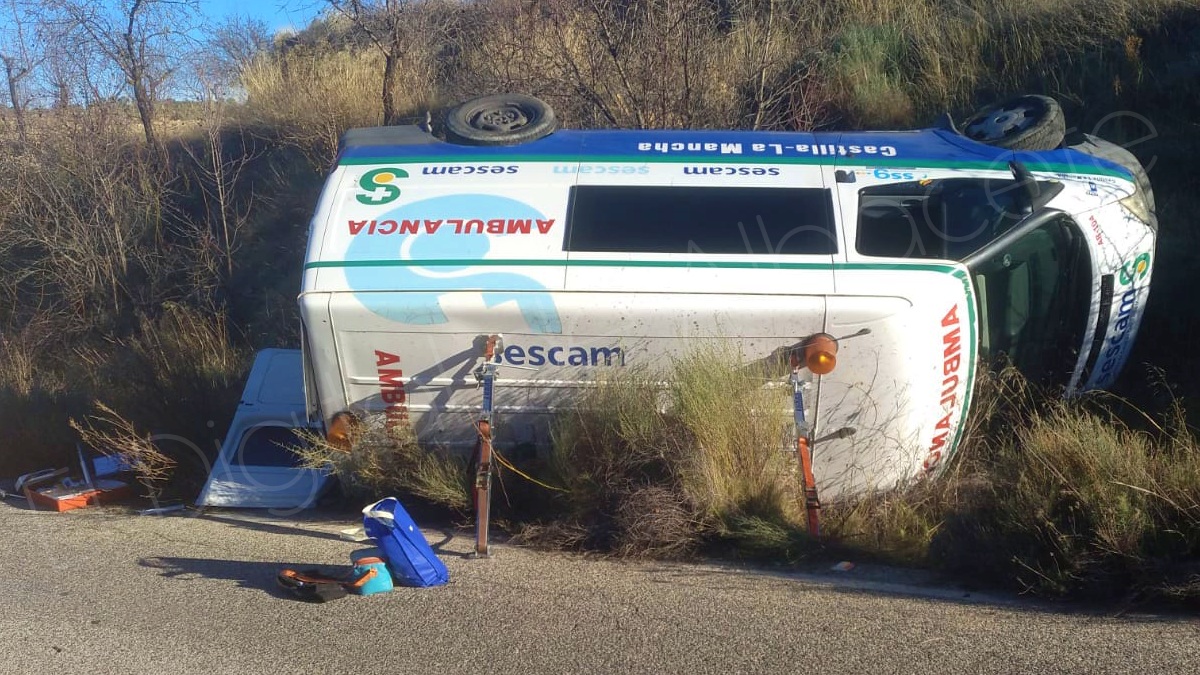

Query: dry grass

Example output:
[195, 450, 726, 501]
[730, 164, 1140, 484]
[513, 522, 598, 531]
[519, 345, 799, 556]
[932, 392, 1200, 601]
[118, 303, 247, 398]
[0, 113, 255, 482]
[217, 0, 1195, 137]
[540, 367, 698, 551]
[667, 346, 796, 523]
[292, 421, 470, 511]
[452, 0, 831, 129]
[240, 44, 441, 168]
[240, 48, 385, 167]
[218, 0, 1196, 142]
[823, 367, 1200, 603]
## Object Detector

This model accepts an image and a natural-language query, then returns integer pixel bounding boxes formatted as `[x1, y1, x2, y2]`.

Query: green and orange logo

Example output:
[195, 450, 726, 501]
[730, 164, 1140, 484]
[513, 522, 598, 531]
[355, 168, 408, 205]
[1118, 252, 1151, 286]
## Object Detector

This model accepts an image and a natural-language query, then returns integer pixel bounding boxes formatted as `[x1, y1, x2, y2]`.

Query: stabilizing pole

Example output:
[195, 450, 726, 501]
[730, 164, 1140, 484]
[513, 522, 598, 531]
[790, 354, 821, 538]
[472, 335, 501, 557]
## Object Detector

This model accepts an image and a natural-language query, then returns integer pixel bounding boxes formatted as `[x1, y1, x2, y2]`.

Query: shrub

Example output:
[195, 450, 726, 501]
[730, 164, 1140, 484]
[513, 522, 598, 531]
[931, 387, 1200, 602]
[240, 43, 441, 168]
[541, 367, 699, 551]
[70, 403, 177, 506]
[292, 421, 470, 512]
[824, 366, 1200, 603]
[527, 344, 799, 556]
[240, 47, 391, 167]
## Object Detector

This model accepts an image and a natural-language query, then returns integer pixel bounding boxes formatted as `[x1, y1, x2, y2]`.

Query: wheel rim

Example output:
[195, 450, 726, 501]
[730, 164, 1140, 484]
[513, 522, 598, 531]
[965, 101, 1041, 141]
[472, 105, 530, 133]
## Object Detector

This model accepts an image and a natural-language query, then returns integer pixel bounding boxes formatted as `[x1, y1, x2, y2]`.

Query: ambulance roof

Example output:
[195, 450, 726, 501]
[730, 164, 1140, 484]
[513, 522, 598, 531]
[338, 126, 1131, 179]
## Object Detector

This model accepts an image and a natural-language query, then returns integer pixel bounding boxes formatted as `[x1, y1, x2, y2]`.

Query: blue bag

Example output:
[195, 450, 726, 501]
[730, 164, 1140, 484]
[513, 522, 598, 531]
[362, 497, 449, 588]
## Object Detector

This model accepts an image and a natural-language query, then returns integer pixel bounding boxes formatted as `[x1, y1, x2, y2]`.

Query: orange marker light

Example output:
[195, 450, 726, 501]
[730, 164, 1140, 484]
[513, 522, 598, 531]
[326, 411, 358, 452]
[804, 333, 838, 375]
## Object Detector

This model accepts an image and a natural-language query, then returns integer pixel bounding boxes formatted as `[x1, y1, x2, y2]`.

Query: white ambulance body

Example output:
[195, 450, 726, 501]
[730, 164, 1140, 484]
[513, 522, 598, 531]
[299, 124, 1155, 498]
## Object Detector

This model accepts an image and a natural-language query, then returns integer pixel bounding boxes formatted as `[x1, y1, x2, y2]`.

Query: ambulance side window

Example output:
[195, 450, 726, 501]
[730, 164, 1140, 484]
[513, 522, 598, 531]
[565, 185, 837, 254]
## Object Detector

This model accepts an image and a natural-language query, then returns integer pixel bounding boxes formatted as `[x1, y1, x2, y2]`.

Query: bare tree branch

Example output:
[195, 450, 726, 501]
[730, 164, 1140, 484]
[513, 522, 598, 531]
[47, 0, 201, 147]
[326, 0, 450, 125]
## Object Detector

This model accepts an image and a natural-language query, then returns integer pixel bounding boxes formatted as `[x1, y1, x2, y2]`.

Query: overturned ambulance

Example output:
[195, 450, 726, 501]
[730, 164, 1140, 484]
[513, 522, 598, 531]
[298, 94, 1156, 500]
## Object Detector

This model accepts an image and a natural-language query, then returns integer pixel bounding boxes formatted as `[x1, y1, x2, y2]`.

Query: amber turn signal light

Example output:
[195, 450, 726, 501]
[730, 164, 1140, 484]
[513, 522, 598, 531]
[326, 411, 358, 452]
[804, 333, 838, 375]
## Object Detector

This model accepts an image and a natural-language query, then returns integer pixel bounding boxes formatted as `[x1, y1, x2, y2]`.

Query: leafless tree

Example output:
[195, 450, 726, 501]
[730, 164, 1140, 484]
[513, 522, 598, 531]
[211, 15, 272, 75]
[48, 0, 200, 147]
[179, 99, 260, 294]
[0, 0, 39, 147]
[454, 0, 828, 131]
[200, 14, 271, 99]
[326, 0, 446, 125]
[38, 24, 114, 108]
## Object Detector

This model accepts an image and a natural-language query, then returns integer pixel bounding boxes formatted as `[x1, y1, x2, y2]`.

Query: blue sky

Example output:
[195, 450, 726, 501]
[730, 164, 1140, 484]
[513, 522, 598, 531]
[201, 0, 324, 33]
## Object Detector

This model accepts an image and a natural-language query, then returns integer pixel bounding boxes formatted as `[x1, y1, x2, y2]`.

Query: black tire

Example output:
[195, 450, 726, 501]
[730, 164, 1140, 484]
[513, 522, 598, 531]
[445, 93, 557, 146]
[961, 95, 1065, 151]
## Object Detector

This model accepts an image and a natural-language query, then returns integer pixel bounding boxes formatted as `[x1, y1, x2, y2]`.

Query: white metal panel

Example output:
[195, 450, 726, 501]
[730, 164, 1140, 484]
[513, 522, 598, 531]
[197, 350, 327, 510]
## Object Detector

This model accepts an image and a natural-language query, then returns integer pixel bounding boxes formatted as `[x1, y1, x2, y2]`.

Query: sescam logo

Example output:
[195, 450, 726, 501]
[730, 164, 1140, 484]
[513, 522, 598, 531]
[497, 344, 625, 367]
[683, 166, 780, 176]
[1118, 252, 1151, 286]
[868, 168, 928, 181]
[1097, 287, 1139, 385]
[1097, 250, 1151, 385]
[355, 168, 408, 205]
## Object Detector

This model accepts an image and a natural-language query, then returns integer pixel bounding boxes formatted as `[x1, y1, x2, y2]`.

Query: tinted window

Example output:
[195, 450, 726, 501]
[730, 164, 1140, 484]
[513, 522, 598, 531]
[565, 185, 836, 254]
[857, 178, 1051, 260]
[235, 426, 310, 467]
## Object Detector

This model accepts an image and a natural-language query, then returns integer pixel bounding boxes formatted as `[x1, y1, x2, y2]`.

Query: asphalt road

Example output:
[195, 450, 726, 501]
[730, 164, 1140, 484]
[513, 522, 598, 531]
[2, 499, 1197, 674]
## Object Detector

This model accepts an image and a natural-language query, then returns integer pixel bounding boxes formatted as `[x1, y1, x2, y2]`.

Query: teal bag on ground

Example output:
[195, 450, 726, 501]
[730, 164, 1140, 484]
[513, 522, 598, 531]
[348, 555, 393, 596]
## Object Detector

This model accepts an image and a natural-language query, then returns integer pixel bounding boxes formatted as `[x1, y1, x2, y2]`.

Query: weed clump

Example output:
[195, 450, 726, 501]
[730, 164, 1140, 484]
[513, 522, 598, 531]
[293, 421, 470, 512]
[931, 386, 1200, 603]
[521, 345, 801, 558]
[825, 367, 1200, 604]
[533, 368, 700, 553]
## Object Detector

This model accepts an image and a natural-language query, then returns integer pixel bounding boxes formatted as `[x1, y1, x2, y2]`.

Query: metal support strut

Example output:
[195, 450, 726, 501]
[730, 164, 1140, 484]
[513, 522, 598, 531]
[790, 355, 821, 538]
[472, 334, 501, 557]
